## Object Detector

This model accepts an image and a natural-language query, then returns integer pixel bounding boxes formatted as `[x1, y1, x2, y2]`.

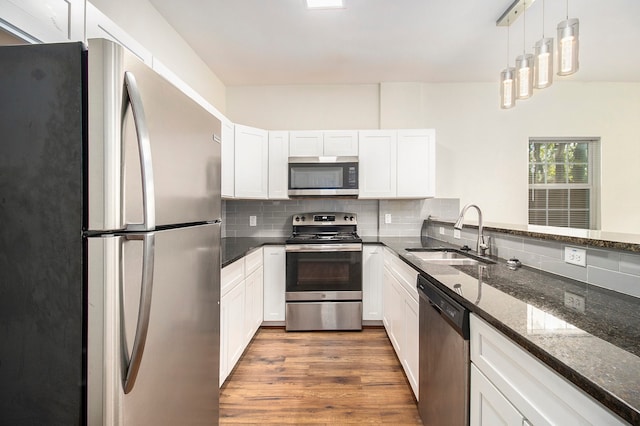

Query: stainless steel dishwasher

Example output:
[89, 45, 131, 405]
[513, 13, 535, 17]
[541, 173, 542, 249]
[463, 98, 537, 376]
[417, 274, 470, 425]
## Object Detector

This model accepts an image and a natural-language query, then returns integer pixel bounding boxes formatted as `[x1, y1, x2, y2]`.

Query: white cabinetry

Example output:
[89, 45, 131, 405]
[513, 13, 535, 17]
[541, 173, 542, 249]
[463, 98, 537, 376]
[358, 131, 397, 198]
[221, 119, 235, 198]
[470, 364, 526, 426]
[234, 124, 268, 199]
[85, 3, 152, 64]
[0, 0, 84, 43]
[359, 129, 435, 199]
[268, 132, 289, 199]
[470, 314, 625, 426]
[363, 245, 384, 321]
[220, 249, 264, 386]
[382, 248, 419, 398]
[263, 246, 286, 324]
[289, 130, 358, 156]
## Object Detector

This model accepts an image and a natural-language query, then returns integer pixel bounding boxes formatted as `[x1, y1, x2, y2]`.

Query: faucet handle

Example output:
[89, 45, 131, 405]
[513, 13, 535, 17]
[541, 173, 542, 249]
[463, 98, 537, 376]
[479, 236, 491, 257]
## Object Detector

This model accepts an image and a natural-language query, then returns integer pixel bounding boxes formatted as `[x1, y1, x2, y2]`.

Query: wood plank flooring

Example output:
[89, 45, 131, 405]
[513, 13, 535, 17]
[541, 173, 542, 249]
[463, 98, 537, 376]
[220, 327, 422, 425]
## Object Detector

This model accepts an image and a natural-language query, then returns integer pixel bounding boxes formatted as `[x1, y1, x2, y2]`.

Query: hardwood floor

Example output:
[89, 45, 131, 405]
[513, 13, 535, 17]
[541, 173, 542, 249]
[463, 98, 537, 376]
[220, 327, 422, 425]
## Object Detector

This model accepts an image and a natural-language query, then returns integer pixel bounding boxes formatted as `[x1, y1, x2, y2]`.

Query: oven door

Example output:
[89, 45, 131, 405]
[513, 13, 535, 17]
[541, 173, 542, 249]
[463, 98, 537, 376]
[285, 243, 362, 301]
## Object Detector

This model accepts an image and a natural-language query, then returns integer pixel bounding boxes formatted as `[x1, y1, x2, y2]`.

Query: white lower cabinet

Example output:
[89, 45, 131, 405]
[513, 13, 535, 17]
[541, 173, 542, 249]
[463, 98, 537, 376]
[382, 248, 419, 399]
[220, 249, 264, 386]
[263, 246, 286, 323]
[363, 245, 384, 321]
[470, 314, 626, 426]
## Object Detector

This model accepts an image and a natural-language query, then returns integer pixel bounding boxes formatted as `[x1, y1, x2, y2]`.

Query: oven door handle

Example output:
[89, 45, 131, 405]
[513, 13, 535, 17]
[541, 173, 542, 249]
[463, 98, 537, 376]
[285, 243, 362, 253]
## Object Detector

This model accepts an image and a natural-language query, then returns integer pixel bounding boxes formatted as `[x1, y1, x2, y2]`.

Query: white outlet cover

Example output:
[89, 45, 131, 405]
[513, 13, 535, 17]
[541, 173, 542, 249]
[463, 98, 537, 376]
[564, 246, 586, 267]
[454, 229, 461, 239]
[249, 215, 257, 226]
[439, 226, 445, 235]
[385, 214, 392, 224]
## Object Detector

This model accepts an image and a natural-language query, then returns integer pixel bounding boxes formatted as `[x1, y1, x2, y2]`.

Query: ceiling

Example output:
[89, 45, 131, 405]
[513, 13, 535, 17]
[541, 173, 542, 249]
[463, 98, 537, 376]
[147, 0, 640, 86]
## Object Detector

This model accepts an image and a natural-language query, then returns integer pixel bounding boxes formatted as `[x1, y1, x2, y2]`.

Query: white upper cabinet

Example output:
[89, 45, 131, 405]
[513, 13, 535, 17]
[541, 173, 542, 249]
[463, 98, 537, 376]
[289, 130, 358, 157]
[397, 129, 435, 198]
[322, 130, 359, 156]
[234, 124, 268, 199]
[221, 119, 235, 198]
[268, 131, 290, 200]
[358, 130, 397, 198]
[289, 131, 323, 156]
[359, 129, 435, 199]
[0, 0, 84, 43]
[85, 3, 152, 64]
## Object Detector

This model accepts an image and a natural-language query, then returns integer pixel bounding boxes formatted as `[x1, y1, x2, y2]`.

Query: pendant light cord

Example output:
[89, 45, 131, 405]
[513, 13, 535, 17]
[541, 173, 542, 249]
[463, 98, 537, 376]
[506, 18, 510, 67]
[522, 1, 527, 54]
[542, 0, 545, 38]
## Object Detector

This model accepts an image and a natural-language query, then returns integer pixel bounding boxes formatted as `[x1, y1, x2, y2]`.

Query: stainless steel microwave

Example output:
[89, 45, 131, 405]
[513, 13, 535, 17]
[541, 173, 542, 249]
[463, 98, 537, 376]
[288, 156, 358, 197]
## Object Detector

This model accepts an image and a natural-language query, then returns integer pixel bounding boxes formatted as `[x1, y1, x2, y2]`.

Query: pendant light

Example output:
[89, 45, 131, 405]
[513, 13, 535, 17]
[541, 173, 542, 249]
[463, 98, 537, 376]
[500, 19, 516, 109]
[515, 4, 534, 100]
[534, 0, 553, 89]
[557, 0, 579, 75]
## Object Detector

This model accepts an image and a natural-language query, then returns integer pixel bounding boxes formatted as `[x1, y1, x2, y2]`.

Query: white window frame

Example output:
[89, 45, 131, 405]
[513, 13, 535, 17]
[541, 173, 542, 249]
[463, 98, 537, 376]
[528, 137, 601, 230]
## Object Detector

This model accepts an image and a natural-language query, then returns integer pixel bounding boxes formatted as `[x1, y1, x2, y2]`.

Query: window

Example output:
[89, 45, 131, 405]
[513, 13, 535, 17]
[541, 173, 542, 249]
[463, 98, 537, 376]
[528, 138, 600, 230]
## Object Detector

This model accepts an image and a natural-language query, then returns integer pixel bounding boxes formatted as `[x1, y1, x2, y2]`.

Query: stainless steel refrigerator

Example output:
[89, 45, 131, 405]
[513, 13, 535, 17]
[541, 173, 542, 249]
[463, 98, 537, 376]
[0, 39, 221, 425]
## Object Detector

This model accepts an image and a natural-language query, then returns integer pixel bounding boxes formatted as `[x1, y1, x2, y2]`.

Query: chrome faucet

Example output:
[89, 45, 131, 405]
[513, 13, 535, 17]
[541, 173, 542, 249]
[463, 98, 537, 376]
[454, 204, 491, 257]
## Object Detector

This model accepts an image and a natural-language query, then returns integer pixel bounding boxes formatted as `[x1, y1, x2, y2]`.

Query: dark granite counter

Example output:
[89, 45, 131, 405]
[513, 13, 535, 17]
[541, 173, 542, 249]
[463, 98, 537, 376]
[221, 237, 287, 267]
[377, 236, 640, 425]
[222, 235, 640, 423]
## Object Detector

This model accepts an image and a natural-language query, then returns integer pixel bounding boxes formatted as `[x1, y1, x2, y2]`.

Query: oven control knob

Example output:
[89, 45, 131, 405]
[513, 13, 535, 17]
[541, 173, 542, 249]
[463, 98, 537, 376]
[295, 216, 300, 222]
[301, 216, 306, 221]
[344, 215, 349, 221]
[349, 216, 355, 221]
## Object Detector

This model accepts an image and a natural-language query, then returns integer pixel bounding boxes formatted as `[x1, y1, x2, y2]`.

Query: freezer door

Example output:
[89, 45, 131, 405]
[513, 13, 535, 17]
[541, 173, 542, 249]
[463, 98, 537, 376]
[87, 223, 220, 425]
[87, 38, 221, 232]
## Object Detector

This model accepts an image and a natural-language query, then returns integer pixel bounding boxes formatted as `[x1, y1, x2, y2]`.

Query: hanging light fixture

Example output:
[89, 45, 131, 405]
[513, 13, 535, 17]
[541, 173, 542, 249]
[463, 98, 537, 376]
[515, 3, 534, 99]
[557, 0, 579, 76]
[534, 0, 553, 89]
[500, 19, 516, 109]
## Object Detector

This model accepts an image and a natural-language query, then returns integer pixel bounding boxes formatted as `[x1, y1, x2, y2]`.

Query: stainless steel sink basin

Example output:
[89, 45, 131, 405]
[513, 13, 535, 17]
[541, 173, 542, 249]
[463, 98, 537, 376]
[405, 249, 495, 266]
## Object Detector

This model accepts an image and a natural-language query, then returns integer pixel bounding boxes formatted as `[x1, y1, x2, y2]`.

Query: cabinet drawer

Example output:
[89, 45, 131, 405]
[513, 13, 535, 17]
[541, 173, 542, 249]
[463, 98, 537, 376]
[470, 315, 625, 426]
[245, 247, 263, 275]
[221, 258, 244, 297]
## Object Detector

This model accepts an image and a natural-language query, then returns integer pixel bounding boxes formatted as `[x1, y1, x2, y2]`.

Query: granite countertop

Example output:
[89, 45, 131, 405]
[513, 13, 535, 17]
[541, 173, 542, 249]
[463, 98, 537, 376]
[377, 236, 640, 425]
[222, 235, 640, 424]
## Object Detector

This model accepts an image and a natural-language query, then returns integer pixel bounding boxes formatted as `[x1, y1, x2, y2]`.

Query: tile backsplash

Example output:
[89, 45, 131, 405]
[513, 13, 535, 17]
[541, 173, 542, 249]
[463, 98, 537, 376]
[222, 197, 459, 238]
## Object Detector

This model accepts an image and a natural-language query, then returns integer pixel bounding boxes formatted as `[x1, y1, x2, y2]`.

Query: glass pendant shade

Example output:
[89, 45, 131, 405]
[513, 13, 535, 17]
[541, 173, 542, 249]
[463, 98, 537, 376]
[557, 18, 579, 75]
[534, 37, 554, 89]
[515, 53, 534, 99]
[500, 67, 516, 109]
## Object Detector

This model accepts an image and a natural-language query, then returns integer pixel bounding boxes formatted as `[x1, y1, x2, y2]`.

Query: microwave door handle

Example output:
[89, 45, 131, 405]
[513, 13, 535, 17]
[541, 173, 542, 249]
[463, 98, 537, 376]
[122, 71, 155, 232]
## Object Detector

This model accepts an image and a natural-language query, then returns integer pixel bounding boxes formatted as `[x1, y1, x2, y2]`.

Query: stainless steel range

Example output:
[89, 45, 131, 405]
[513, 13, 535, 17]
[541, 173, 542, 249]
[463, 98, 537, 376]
[285, 212, 363, 331]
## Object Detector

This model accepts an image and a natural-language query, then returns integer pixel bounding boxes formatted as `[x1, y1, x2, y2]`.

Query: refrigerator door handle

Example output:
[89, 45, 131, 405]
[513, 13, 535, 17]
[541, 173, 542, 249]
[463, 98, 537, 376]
[121, 233, 156, 394]
[123, 71, 156, 232]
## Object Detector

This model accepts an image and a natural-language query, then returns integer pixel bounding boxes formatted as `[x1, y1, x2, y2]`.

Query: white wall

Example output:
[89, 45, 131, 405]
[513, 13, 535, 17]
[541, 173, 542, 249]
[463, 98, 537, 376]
[226, 81, 640, 234]
[90, 0, 226, 113]
[226, 84, 379, 130]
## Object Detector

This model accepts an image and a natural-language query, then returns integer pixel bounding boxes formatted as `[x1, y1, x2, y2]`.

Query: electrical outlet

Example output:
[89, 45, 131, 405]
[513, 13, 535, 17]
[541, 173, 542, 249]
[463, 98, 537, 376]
[454, 229, 461, 239]
[564, 291, 586, 313]
[564, 246, 586, 267]
[439, 226, 445, 235]
[385, 214, 392, 224]
[249, 215, 257, 227]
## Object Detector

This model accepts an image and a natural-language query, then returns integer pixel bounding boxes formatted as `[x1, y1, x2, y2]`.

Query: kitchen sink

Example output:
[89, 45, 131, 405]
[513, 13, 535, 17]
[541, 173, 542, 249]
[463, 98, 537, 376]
[405, 248, 495, 266]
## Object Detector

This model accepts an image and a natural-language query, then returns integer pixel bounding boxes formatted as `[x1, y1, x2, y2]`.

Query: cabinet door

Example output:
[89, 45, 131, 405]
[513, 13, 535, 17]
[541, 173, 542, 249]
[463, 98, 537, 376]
[0, 0, 84, 43]
[363, 245, 383, 321]
[221, 280, 245, 385]
[221, 119, 235, 198]
[235, 124, 268, 199]
[289, 131, 323, 156]
[358, 130, 397, 198]
[403, 293, 419, 399]
[383, 267, 403, 356]
[268, 131, 290, 199]
[470, 364, 525, 426]
[85, 3, 152, 64]
[263, 246, 286, 322]
[397, 129, 435, 198]
[244, 266, 264, 345]
[323, 130, 358, 156]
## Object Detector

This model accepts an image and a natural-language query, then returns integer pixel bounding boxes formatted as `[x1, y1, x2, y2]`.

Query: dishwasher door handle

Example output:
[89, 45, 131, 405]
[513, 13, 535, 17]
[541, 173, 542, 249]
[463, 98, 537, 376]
[428, 299, 442, 315]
